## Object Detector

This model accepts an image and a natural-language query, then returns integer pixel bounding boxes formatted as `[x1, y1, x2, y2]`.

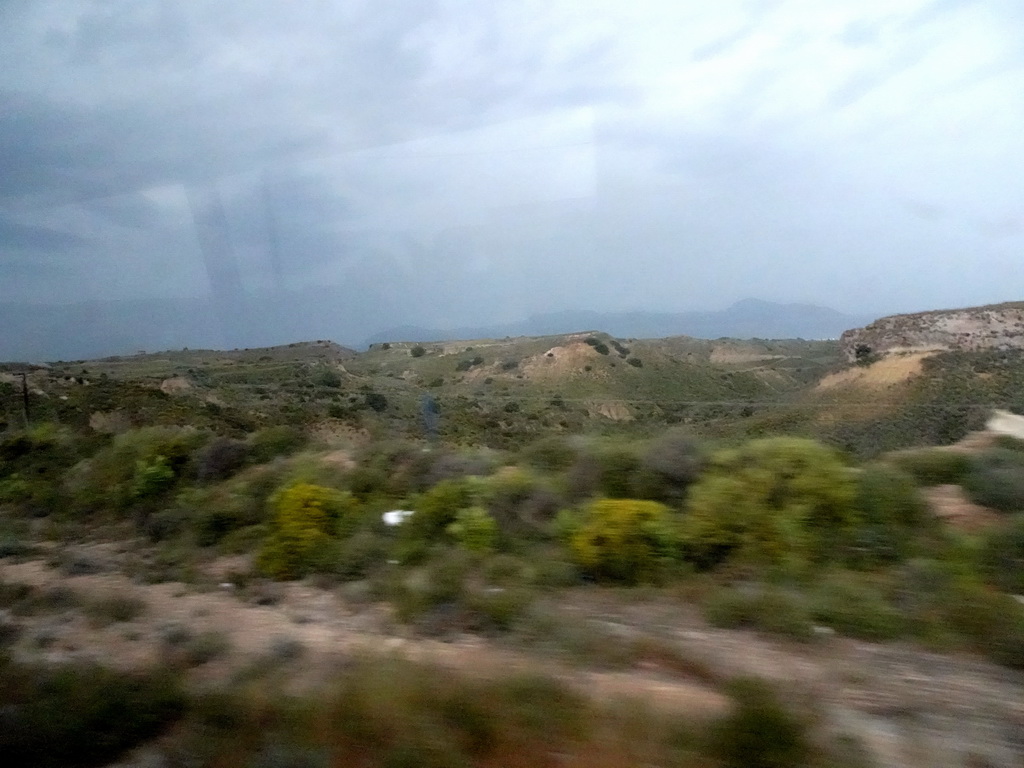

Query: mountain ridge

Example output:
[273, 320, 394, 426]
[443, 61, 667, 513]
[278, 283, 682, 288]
[0, 295, 876, 362]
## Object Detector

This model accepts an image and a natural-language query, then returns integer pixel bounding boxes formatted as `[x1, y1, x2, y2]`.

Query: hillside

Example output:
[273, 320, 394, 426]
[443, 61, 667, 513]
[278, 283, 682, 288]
[0, 296, 870, 362]
[840, 301, 1024, 362]
[0, 333, 841, 447]
[6, 318, 1024, 456]
[5, 326, 1024, 768]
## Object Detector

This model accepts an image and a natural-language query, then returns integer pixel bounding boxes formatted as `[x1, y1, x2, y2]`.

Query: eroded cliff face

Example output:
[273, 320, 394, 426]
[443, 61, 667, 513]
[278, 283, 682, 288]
[840, 302, 1024, 362]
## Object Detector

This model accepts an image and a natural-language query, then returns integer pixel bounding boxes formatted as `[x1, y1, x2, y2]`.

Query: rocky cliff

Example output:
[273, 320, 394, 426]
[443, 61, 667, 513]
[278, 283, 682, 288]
[840, 302, 1024, 362]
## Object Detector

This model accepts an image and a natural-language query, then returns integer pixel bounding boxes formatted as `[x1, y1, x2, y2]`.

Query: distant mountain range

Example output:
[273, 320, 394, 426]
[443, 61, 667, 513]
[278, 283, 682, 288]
[0, 294, 875, 362]
[364, 299, 875, 346]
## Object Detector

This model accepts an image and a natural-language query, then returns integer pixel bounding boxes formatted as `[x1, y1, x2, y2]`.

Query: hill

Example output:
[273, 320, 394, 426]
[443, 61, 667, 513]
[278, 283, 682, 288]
[0, 332, 841, 446]
[840, 301, 1024, 362]
[0, 294, 871, 362]
[6, 310, 1024, 456]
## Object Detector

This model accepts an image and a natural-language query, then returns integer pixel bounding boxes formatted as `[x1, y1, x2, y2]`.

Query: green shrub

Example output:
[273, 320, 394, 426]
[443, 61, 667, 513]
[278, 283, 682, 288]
[890, 449, 971, 486]
[315, 368, 343, 388]
[480, 468, 560, 538]
[710, 678, 809, 768]
[465, 586, 533, 632]
[704, 587, 814, 641]
[410, 345, 426, 358]
[595, 446, 642, 498]
[194, 437, 249, 482]
[979, 514, 1024, 593]
[84, 594, 147, 627]
[682, 438, 856, 571]
[331, 530, 390, 580]
[703, 587, 752, 629]
[567, 498, 678, 584]
[345, 466, 389, 501]
[403, 479, 475, 543]
[520, 436, 579, 473]
[447, 506, 498, 553]
[257, 483, 353, 579]
[183, 630, 232, 666]
[65, 427, 207, 516]
[247, 425, 307, 463]
[0, 658, 184, 768]
[167, 476, 275, 547]
[365, 392, 388, 412]
[849, 463, 927, 566]
[640, 429, 704, 501]
[932, 577, 1024, 667]
[811, 573, 904, 640]
[0, 426, 85, 513]
[993, 434, 1024, 452]
[131, 455, 175, 500]
[388, 549, 472, 623]
[964, 448, 1024, 512]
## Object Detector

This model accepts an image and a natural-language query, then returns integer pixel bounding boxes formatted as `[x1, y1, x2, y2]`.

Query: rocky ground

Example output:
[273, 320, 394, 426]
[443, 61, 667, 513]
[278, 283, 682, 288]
[2, 542, 1022, 768]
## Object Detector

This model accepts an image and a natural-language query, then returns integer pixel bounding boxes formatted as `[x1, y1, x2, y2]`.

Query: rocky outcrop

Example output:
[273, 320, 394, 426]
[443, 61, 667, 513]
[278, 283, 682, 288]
[840, 302, 1024, 362]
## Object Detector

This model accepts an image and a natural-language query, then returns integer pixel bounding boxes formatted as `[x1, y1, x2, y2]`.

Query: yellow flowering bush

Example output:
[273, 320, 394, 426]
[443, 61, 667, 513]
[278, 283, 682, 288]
[257, 483, 348, 579]
[568, 498, 677, 584]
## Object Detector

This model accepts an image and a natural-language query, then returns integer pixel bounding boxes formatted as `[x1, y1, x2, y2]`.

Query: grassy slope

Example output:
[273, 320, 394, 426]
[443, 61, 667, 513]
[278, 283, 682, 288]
[16, 333, 1024, 455]
[1, 334, 842, 445]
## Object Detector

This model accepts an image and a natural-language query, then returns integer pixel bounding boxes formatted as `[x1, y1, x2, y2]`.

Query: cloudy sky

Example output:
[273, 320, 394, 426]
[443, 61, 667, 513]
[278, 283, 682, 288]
[1, 0, 1023, 350]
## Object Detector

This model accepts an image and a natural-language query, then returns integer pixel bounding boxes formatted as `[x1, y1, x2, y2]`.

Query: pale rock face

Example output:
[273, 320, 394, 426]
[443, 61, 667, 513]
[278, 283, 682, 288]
[986, 409, 1024, 440]
[840, 303, 1024, 362]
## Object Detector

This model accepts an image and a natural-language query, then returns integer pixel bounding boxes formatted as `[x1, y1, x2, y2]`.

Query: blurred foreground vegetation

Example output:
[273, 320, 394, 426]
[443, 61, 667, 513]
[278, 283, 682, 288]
[3, 344, 1024, 765]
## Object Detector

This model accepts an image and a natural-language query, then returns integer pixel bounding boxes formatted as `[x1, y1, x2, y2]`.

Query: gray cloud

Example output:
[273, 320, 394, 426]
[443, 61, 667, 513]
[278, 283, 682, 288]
[0, 215, 87, 250]
[1, 0, 1023, 356]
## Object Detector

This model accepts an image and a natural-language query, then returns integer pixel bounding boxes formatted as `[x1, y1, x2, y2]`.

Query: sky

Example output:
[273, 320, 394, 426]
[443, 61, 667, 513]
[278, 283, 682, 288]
[1, 0, 1023, 352]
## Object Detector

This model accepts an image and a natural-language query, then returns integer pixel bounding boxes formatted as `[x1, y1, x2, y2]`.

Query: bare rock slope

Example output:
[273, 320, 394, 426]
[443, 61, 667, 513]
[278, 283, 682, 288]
[840, 301, 1024, 362]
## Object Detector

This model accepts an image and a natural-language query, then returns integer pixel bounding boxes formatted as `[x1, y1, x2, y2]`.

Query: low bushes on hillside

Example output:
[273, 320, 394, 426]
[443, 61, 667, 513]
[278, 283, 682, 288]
[888, 448, 972, 486]
[639, 429, 704, 501]
[710, 678, 811, 768]
[703, 586, 815, 641]
[0, 657, 184, 768]
[964, 448, 1024, 513]
[0, 425, 92, 514]
[246, 425, 307, 464]
[64, 427, 209, 517]
[979, 514, 1024, 594]
[849, 463, 928, 566]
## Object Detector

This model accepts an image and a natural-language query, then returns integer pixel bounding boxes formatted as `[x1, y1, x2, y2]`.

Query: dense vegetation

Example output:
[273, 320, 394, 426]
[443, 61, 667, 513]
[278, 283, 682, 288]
[3, 340, 1024, 765]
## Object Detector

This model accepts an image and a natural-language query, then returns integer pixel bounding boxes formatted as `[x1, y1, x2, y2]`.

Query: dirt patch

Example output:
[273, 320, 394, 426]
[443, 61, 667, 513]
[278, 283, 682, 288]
[815, 353, 932, 391]
[319, 449, 357, 471]
[520, 342, 601, 380]
[309, 422, 371, 446]
[0, 559, 725, 715]
[89, 410, 133, 434]
[588, 400, 633, 421]
[3, 555, 1024, 766]
[158, 376, 192, 395]
[925, 484, 1002, 533]
[709, 347, 784, 365]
